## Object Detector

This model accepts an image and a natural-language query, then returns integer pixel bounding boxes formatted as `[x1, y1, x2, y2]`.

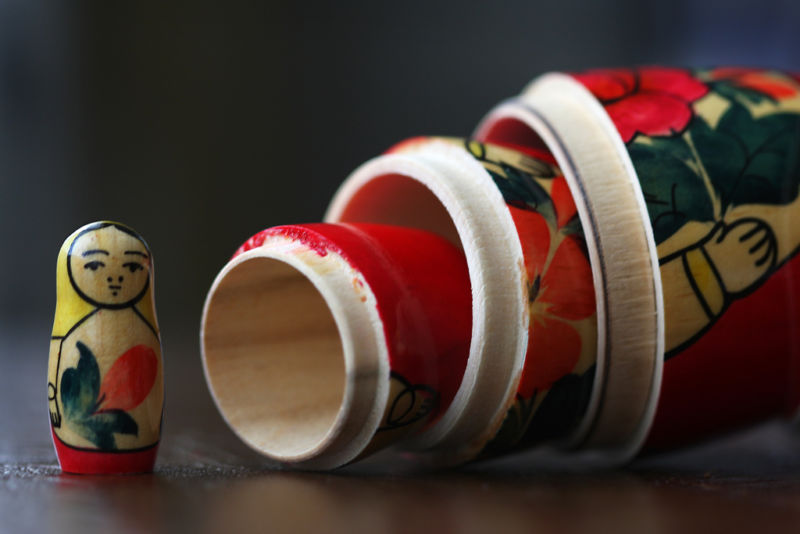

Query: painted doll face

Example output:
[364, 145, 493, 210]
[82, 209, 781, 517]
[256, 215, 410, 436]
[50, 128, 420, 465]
[68, 225, 151, 307]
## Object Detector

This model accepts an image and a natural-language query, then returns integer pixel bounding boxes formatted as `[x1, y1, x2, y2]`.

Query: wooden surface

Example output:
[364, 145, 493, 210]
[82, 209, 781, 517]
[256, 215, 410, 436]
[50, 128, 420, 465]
[3, 328, 800, 533]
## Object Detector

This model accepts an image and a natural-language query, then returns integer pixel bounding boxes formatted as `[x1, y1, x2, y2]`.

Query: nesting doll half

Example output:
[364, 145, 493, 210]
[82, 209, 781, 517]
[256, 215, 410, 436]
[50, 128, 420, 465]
[47, 221, 164, 474]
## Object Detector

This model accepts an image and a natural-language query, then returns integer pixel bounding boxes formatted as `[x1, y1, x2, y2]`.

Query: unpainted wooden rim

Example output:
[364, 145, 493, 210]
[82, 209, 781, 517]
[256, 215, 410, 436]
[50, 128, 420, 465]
[200, 237, 390, 469]
[476, 73, 664, 465]
[473, 101, 608, 451]
[326, 140, 528, 462]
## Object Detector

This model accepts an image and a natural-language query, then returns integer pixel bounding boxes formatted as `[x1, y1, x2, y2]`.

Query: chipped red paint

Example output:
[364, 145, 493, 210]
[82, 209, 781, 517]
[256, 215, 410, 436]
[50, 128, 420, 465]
[233, 226, 342, 260]
[237, 223, 472, 426]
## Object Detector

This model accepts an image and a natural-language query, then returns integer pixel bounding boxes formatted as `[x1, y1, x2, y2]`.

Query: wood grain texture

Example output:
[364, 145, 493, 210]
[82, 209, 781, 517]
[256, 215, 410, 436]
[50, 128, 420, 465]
[476, 80, 664, 463]
[327, 142, 529, 462]
[6, 329, 800, 533]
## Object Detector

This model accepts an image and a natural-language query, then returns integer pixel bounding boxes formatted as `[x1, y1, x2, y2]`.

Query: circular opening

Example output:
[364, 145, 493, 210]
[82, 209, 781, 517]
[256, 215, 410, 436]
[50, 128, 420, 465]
[478, 116, 551, 154]
[328, 151, 529, 455]
[202, 255, 346, 459]
[477, 110, 608, 448]
[478, 83, 665, 461]
[334, 173, 461, 248]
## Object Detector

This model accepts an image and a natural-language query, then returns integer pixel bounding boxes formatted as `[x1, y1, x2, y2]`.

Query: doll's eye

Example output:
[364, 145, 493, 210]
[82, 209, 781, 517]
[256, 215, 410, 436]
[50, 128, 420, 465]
[123, 262, 143, 273]
[84, 261, 105, 271]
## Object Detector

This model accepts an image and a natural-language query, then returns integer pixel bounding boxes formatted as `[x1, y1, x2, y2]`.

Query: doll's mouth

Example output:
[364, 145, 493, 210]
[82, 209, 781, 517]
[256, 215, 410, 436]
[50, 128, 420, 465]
[109, 285, 122, 296]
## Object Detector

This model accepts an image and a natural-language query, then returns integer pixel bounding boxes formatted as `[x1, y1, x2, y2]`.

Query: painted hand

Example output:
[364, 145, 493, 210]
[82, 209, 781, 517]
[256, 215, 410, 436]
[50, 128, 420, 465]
[703, 218, 777, 297]
[48, 382, 61, 427]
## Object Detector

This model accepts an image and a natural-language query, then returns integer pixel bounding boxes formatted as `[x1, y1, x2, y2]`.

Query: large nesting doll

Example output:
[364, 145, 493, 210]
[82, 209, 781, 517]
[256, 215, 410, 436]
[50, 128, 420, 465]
[47, 221, 164, 474]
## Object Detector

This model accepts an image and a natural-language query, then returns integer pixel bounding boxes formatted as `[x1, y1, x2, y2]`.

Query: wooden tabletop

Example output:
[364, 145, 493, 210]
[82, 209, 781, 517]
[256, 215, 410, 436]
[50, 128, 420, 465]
[3, 329, 800, 533]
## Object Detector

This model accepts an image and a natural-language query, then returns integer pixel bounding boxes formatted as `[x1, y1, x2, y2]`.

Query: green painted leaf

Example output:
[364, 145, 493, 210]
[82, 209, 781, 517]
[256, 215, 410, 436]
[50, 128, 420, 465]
[482, 365, 596, 454]
[60, 341, 100, 419]
[69, 410, 138, 450]
[559, 215, 585, 240]
[630, 97, 800, 245]
[59, 341, 139, 450]
[716, 102, 800, 207]
[712, 81, 776, 105]
[517, 365, 596, 448]
[629, 134, 716, 244]
[489, 165, 557, 226]
[480, 394, 536, 454]
[684, 115, 748, 208]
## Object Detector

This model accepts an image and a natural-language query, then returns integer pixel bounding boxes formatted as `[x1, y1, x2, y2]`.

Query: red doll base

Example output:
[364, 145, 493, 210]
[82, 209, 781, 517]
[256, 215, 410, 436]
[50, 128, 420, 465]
[51, 427, 158, 475]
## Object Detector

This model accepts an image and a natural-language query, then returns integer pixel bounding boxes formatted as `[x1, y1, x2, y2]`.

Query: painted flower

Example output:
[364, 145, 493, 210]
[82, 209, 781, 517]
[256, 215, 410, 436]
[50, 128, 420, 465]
[510, 179, 595, 397]
[60, 342, 157, 449]
[573, 67, 709, 143]
[709, 67, 799, 100]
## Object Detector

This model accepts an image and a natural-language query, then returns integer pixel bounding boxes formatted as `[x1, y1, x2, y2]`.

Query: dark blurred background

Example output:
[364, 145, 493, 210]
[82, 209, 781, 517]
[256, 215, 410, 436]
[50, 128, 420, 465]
[2, 6, 800, 530]
[1, 0, 799, 353]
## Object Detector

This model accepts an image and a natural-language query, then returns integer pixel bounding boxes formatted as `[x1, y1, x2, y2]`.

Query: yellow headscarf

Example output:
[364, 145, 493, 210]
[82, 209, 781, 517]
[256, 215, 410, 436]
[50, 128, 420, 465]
[51, 221, 159, 337]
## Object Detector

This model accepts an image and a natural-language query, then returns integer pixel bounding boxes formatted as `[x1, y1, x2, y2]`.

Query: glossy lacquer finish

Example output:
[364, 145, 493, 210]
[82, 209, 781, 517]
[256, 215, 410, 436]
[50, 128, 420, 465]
[48, 221, 164, 474]
[386, 138, 599, 455]
[481, 67, 800, 450]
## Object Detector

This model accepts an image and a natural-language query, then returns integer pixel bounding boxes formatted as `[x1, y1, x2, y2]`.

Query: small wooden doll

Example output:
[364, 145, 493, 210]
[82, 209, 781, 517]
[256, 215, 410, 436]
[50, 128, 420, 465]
[48, 221, 164, 474]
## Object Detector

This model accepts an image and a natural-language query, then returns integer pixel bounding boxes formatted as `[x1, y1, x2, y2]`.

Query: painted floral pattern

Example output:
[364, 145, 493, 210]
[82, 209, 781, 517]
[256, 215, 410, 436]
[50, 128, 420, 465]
[510, 193, 594, 396]
[573, 67, 708, 143]
[709, 68, 799, 101]
[571, 67, 800, 446]
[60, 342, 157, 449]
[459, 140, 598, 452]
[574, 67, 800, 359]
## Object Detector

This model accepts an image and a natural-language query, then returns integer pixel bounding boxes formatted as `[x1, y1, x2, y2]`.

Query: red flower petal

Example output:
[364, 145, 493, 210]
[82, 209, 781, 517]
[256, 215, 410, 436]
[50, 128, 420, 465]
[711, 67, 755, 79]
[574, 68, 707, 143]
[710, 68, 797, 100]
[735, 73, 795, 99]
[97, 345, 158, 413]
[573, 69, 635, 101]
[638, 67, 708, 102]
[540, 235, 595, 321]
[740, 77, 796, 99]
[550, 175, 577, 229]
[518, 316, 582, 396]
[606, 91, 695, 143]
[508, 205, 550, 281]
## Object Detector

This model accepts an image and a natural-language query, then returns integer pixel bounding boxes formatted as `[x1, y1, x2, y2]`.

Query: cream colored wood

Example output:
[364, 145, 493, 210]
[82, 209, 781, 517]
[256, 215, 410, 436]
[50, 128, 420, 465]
[474, 102, 608, 451]
[523, 74, 664, 462]
[200, 237, 389, 469]
[475, 74, 664, 464]
[49, 221, 163, 462]
[326, 140, 528, 462]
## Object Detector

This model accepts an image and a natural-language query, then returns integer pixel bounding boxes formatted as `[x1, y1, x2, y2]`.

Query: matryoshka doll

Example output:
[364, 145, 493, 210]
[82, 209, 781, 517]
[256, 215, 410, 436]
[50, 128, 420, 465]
[47, 221, 164, 474]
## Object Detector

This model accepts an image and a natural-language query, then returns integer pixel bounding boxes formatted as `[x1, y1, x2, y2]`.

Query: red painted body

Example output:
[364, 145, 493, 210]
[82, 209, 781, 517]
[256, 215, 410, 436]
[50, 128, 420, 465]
[647, 253, 800, 449]
[478, 101, 800, 451]
[52, 428, 158, 475]
[236, 223, 472, 428]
